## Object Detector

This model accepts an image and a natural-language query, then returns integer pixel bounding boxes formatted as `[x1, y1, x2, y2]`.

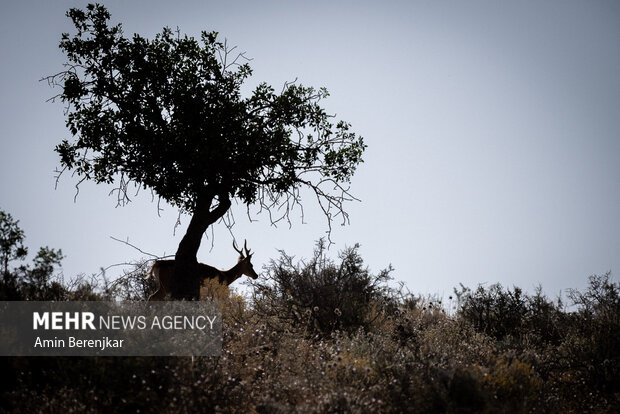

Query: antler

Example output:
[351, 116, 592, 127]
[233, 240, 244, 258]
[244, 239, 252, 257]
[233, 239, 252, 258]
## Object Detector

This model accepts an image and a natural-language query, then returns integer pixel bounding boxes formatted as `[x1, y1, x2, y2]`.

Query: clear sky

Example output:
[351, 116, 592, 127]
[1, 0, 619, 299]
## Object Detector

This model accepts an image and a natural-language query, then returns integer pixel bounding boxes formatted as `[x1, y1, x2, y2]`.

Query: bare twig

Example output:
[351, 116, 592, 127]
[109, 236, 161, 258]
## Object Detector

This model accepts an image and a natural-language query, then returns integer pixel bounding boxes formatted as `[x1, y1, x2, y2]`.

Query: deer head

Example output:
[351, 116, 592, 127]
[232, 239, 259, 280]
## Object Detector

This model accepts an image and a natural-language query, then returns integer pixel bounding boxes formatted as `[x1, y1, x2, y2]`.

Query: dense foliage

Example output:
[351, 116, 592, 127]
[1, 210, 618, 412]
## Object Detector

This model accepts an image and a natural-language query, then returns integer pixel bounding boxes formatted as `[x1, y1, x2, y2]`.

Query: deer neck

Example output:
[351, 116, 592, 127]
[221, 261, 245, 286]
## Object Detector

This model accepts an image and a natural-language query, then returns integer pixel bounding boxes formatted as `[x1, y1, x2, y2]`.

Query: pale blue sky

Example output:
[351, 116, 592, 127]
[1, 0, 619, 298]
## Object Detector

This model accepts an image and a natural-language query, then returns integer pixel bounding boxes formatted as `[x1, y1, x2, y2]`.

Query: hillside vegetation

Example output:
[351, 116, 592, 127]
[0, 213, 618, 412]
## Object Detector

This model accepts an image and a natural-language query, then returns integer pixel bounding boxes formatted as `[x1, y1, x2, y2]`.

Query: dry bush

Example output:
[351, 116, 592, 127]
[249, 240, 393, 337]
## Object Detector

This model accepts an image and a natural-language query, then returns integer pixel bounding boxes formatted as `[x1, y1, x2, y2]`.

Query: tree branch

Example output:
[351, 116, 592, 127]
[109, 236, 169, 259]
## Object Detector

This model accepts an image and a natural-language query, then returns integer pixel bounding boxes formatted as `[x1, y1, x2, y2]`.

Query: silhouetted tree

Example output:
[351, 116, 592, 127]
[0, 209, 65, 300]
[45, 4, 366, 299]
[0, 210, 28, 281]
[20, 247, 65, 300]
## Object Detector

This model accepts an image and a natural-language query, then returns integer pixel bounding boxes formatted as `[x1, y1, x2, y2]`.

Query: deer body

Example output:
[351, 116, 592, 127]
[146, 240, 259, 301]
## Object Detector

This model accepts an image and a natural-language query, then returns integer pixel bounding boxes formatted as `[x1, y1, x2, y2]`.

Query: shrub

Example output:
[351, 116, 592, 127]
[456, 283, 566, 350]
[481, 357, 542, 412]
[249, 240, 393, 335]
[562, 272, 620, 395]
[457, 274, 620, 410]
[456, 283, 529, 342]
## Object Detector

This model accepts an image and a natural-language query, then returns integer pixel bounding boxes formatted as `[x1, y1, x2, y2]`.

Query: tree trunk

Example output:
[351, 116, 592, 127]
[171, 192, 231, 300]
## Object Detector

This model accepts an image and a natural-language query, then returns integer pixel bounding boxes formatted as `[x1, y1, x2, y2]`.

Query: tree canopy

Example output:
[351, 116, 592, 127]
[0, 210, 28, 278]
[47, 4, 366, 299]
